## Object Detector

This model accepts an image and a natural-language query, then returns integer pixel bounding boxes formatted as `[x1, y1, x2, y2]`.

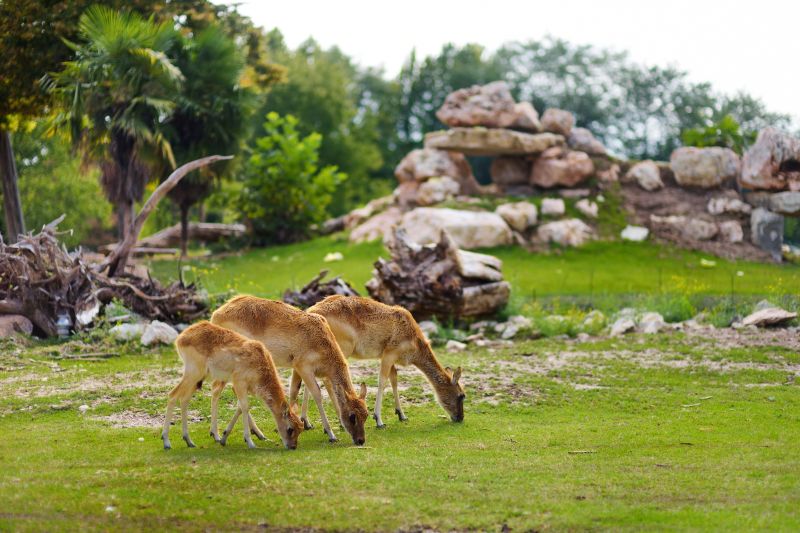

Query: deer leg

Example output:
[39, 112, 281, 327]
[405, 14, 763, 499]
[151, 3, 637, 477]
[209, 380, 226, 442]
[220, 405, 241, 447]
[303, 372, 337, 442]
[247, 412, 267, 441]
[323, 378, 343, 428]
[374, 358, 392, 429]
[290, 370, 313, 430]
[233, 382, 256, 449]
[390, 365, 407, 422]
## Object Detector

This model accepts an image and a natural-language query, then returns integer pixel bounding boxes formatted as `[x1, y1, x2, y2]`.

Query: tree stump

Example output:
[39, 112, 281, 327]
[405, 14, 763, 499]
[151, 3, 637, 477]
[282, 269, 360, 309]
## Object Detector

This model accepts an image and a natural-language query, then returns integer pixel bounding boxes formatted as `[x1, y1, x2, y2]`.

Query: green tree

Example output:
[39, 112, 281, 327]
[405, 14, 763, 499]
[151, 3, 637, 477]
[239, 113, 346, 244]
[47, 5, 183, 236]
[681, 114, 755, 154]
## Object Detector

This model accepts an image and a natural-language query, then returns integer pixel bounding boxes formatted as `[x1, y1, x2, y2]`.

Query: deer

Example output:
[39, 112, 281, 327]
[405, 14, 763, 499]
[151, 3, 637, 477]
[304, 295, 465, 428]
[210, 295, 369, 445]
[161, 321, 304, 450]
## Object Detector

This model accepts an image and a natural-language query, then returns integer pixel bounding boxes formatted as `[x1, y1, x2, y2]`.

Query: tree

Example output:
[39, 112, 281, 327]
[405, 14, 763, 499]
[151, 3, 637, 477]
[239, 113, 346, 244]
[162, 25, 256, 256]
[47, 6, 183, 237]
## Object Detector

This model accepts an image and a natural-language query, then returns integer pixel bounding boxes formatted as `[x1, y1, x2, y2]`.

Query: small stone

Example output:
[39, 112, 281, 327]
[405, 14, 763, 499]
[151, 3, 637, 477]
[496, 202, 538, 232]
[575, 199, 598, 218]
[446, 340, 467, 352]
[140, 321, 179, 346]
[718, 220, 744, 243]
[769, 191, 800, 215]
[537, 219, 593, 247]
[707, 196, 751, 216]
[741, 307, 797, 328]
[621, 225, 649, 242]
[109, 323, 146, 342]
[568, 127, 606, 155]
[610, 318, 636, 337]
[138, 437, 145, 442]
[541, 198, 566, 216]
[78, 404, 89, 413]
[638, 312, 666, 334]
[626, 161, 663, 191]
[323, 252, 344, 262]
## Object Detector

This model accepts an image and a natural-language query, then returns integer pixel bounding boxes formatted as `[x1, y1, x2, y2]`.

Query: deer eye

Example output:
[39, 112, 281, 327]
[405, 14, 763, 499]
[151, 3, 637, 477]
[287, 427, 294, 435]
[349, 413, 357, 425]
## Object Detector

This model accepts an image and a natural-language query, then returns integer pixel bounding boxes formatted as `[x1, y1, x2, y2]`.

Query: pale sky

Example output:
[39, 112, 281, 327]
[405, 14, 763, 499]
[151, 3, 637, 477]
[236, 0, 800, 120]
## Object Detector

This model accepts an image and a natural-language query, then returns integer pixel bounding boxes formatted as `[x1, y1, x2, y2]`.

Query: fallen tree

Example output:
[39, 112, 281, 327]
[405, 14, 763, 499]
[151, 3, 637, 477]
[282, 269, 360, 309]
[366, 228, 510, 319]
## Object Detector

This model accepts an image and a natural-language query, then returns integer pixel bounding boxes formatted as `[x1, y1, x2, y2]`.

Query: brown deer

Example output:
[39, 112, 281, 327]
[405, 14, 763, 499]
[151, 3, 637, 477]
[210, 295, 369, 445]
[305, 295, 465, 428]
[161, 321, 304, 450]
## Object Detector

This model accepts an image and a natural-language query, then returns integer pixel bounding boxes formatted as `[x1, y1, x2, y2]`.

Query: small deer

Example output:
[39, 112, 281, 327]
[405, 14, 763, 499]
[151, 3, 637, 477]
[210, 295, 369, 445]
[306, 295, 465, 428]
[161, 321, 304, 450]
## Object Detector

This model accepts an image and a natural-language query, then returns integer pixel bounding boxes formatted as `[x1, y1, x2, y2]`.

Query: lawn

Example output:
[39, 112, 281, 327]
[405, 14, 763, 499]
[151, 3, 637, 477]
[1, 330, 798, 531]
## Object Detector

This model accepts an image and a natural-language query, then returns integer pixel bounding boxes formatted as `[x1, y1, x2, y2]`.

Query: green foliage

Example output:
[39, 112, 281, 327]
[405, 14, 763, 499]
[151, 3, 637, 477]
[681, 114, 755, 154]
[238, 113, 346, 245]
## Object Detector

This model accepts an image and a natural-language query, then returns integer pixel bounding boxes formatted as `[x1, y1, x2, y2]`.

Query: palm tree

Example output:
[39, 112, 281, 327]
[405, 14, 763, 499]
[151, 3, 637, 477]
[47, 5, 183, 237]
[162, 25, 255, 256]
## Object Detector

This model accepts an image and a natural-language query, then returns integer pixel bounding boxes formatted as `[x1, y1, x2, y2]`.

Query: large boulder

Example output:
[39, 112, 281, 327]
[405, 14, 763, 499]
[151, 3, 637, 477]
[769, 191, 800, 216]
[568, 127, 607, 155]
[141, 320, 178, 346]
[541, 108, 574, 136]
[626, 161, 663, 191]
[530, 147, 594, 188]
[435, 81, 518, 128]
[670, 147, 739, 188]
[0, 314, 33, 337]
[750, 208, 784, 260]
[509, 102, 542, 132]
[416, 176, 461, 206]
[425, 128, 563, 156]
[537, 219, 592, 247]
[394, 148, 479, 194]
[490, 156, 531, 186]
[349, 207, 402, 243]
[740, 128, 800, 191]
[399, 208, 513, 249]
[496, 202, 538, 232]
[741, 306, 797, 327]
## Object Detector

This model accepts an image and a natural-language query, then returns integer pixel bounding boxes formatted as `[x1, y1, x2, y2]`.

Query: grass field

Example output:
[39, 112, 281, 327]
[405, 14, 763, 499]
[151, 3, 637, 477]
[1, 329, 799, 531]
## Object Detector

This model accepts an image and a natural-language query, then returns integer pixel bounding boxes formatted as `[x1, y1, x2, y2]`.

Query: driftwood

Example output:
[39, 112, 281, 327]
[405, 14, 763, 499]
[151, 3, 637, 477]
[282, 269, 360, 309]
[0, 217, 207, 337]
[366, 228, 510, 319]
[102, 155, 233, 277]
[131, 222, 246, 249]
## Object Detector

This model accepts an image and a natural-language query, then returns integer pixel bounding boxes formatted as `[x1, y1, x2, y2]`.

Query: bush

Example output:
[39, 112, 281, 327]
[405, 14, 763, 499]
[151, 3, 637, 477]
[680, 115, 755, 155]
[238, 113, 346, 245]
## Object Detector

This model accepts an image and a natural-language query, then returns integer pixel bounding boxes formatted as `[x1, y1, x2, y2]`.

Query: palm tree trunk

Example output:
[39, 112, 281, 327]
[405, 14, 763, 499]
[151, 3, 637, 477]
[180, 204, 189, 257]
[0, 129, 26, 243]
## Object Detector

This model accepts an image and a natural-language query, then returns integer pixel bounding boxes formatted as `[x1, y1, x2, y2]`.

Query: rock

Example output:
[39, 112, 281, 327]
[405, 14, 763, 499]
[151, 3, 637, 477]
[109, 323, 146, 342]
[610, 318, 636, 337]
[581, 310, 606, 331]
[718, 220, 744, 243]
[740, 127, 800, 191]
[530, 147, 594, 188]
[568, 127, 606, 155]
[597, 164, 620, 184]
[575, 199, 598, 218]
[393, 181, 420, 209]
[0, 314, 33, 337]
[78, 404, 89, 413]
[559, 188, 591, 199]
[540, 198, 565, 216]
[445, 339, 467, 352]
[621, 225, 649, 242]
[670, 147, 740, 188]
[470, 320, 497, 332]
[490, 157, 531, 186]
[509, 101, 542, 132]
[769, 191, 800, 215]
[707, 196, 752, 216]
[342, 195, 394, 229]
[496, 202, 538, 232]
[626, 161, 663, 191]
[435, 81, 518, 128]
[349, 207, 402, 243]
[323, 252, 343, 263]
[741, 307, 797, 328]
[418, 320, 439, 340]
[399, 208, 513, 249]
[541, 108, 574, 136]
[638, 312, 665, 334]
[750, 208, 784, 261]
[416, 176, 461, 206]
[651, 215, 718, 241]
[140, 320, 179, 346]
[537, 219, 593, 247]
[395, 148, 474, 182]
[424, 128, 564, 157]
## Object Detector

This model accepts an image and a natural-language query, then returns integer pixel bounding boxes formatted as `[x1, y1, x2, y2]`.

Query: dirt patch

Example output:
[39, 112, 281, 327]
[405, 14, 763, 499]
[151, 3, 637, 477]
[683, 327, 800, 351]
[94, 409, 204, 428]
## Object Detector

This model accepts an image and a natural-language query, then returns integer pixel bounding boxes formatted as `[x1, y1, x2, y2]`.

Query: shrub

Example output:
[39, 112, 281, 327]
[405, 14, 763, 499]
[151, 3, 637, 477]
[680, 115, 755, 155]
[238, 113, 346, 245]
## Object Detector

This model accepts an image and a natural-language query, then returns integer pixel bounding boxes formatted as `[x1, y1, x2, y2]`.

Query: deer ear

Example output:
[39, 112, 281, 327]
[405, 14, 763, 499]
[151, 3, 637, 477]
[282, 403, 290, 417]
[359, 382, 367, 400]
[451, 367, 462, 385]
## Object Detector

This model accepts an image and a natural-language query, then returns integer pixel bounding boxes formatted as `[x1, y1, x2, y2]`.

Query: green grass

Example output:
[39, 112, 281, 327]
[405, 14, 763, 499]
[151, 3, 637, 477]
[148, 235, 800, 303]
[1, 334, 799, 531]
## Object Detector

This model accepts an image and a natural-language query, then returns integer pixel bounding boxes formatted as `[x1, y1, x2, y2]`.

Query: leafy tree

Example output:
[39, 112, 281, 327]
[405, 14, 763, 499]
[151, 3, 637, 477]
[47, 6, 183, 236]
[162, 25, 256, 256]
[238, 113, 346, 244]
[681, 115, 755, 154]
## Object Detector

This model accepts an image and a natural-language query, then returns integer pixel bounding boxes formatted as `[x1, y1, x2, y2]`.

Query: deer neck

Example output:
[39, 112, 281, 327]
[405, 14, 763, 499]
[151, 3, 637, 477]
[412, 349, 451, 393]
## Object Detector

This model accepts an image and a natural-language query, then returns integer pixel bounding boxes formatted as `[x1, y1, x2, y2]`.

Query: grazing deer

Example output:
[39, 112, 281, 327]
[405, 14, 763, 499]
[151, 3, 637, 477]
[305, 295, 465, 428]
[161, 321, 304, 450]
[210, 295, 369, 445]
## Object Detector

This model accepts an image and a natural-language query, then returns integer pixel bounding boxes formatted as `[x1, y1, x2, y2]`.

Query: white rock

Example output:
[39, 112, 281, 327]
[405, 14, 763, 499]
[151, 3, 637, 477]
[399, 208, 513, 249]
[109, 323, 146, 342]
[718, 220, 744, 243]
[627, 161, 663, 191]
[323, 252, 344, 262]
[495, 202, 538, 232]
[418, 320, 439, 340]
[446, 340, 467, 352]
[416, 176, 461, 206]
[141, 320, 179, 346]
[78, 404, 89, 413]
[537, 219, 593, 247]
[741, 307, 797, 328]
[707, 197, 752, 216]
[540, 198, 565, 216]
[621, 225, 649, 242]
[581, 310, 606, 330]
[610, 318, 636, 337]
[500, 325, 520, 339]
[638, 312, 666, 334]
[575, 199, 598, 218]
